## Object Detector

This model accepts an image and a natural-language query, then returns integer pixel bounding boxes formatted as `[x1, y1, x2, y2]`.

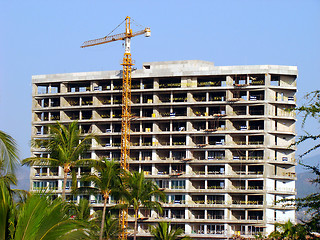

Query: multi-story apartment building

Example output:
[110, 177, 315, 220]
[31, 60, 297, 239]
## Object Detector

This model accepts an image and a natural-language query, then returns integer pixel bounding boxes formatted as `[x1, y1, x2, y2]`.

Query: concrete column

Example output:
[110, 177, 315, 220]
[225, 149, 232, 160]
[153, 78, 159, 89]
[61, 82, 68, 93]
[226, 76, 233, 86]
[138, 151, 142, 161]
[152, 163, 156, 175]
[185, 223, 192, 234]
[186, 164, 192, 175]
[224, 208, 228, 220]
[225, 134, 232, 146]
[153, 92, 159, 104]
[181, 77, 188, 88]
[265, 73, 271, 86]
[32, 83, 38, 95]
[91, 151, 98, 160]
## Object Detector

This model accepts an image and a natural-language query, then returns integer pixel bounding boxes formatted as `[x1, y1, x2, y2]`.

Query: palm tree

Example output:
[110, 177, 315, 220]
[0, 179, 88, 240]
[268, 220, 307, 240]
[0, 130, 19, 177]
[121, 171, 165, 240]
[0, 130, 27, 203]
[84, 210, 120, 240]
[66, 198, 100, 239]
[68, 198, 92, 221]
[150, 222, 192, 240]
[22, 121, 97, 200]
[78, 159, 121, 240]
[101, 211, 120, 240]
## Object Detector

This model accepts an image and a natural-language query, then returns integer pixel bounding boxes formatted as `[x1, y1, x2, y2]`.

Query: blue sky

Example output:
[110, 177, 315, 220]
[0, 0, 319, 184]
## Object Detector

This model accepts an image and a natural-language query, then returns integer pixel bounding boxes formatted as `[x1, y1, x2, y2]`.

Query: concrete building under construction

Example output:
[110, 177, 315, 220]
[30, 60, 297, 238]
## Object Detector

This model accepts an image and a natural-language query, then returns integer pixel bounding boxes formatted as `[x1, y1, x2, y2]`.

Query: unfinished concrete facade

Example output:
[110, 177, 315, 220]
[31, 60, 297, 239]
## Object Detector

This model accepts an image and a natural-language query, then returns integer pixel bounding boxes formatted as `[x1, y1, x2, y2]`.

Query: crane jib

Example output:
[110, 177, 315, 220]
[81, 29, 148, 48]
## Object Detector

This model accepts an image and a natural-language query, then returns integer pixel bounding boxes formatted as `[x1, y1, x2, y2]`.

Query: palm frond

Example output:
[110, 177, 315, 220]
[21, 157, 60, 167]
[14, 193, 89, 240]
[0, 179, 13, 240]
[150, 222, 186, 240]
[0, 130, 19, 175]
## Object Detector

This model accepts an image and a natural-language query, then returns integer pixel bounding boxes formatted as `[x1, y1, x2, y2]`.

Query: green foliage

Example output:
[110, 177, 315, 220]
[294, 90, 320, 157]
[0, 130, 19, 176]
[23, 121, 95, 167]
[0, 179, 89, 240]
[22, 121, 98, 200]
[79, 159, 121, 199]
[284, 90, 320, 233]
[268, 220, 307, 240]
[102, 211, 120, 240]
[120, 171, 165, 240]
[150, 222, 192, 240]
[121, 171, 165, 212]
[67, 198, 92, 221]
[0, 179, 14, 240]
[78, 159, 121, 240]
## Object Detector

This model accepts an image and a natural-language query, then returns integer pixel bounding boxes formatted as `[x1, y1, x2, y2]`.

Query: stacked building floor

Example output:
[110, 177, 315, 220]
[31, 60, 297, 239]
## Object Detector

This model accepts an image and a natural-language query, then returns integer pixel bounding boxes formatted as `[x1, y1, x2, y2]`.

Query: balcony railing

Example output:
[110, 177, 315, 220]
[170, 170, 185, 176]
[164, 200, 186, 204]
[207, 186, 225, 190]
[207, 215, 225, 220]
[232, 156, 263, 161]
[171, 214, 185, 219]
[232, 200, 263, 205]
[208, 156, 225, 160]
[172, 142, 186, 146]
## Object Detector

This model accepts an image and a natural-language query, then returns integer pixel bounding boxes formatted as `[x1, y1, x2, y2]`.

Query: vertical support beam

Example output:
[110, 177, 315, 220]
[121, 52, 132, 171]
[119, 52, 133, 240]
[120, 18, 133, 239]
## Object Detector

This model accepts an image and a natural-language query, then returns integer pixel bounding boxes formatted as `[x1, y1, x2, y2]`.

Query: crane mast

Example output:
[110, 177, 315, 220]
[119, 17, 132, 240]
[81, 16, 150, 240]
[121, 16, 132, 173]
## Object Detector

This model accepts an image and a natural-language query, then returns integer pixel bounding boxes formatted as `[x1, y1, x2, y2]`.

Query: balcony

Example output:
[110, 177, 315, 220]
[193, 170, 205, 175]
[68, 84, 90, 93]
[208, 139, 225, 146]
[209, 95, 225, 102]
[158, 94, 170, 103]
[164, 200, 186, 204]
[231, 200, 263, 206]
[207, 200, 225, 205]
[207, 186, 224, 190]
[170, 170, 185, 176]
[81, 98, 93, 106]
[172, 141, 186, 146]
[173, 94, 187, 102]
[207, 155, 225, 161]
[207, 215, 224, 220]
[197, 76, 225, 87]
[50, 114, 60, 121]
[159, 78, 181, 89]
[193, 94, 206, 102]
[275, 96, 296, 102]
[193, 214, 205, 220]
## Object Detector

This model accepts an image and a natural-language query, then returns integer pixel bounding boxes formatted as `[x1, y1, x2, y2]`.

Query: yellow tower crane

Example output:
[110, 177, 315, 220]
[81, 16, 151, 239]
